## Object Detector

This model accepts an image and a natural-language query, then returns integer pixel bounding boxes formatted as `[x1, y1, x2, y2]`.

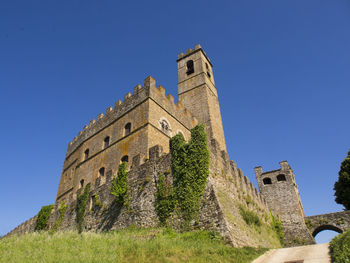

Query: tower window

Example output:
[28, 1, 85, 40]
[186, 60, 194, 75]
[104, 136, 110, 148]
[277, 174, 286, 181]
[99, 167, 105, 177]
[84, 149, 89, 160]
[205, 63, 209, 69]
[124, 123, 131, 136]
[121, 155, 129, 163]
[263, 177, 272, 185]
[80, 179, 85, 188]
[207, 71, 211, 79]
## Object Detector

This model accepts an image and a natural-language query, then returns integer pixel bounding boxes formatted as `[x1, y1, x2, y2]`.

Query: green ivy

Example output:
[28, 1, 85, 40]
[35, 204, 54, 231]
[50, 201, 67, 234]
[169, 124, 210, 225]
[76, 183, 90, 233]
[93, 193, 102, 211]
[270, 212, 284, 244]
[111, 162, 129, 206]
[155, 174, 175, 224]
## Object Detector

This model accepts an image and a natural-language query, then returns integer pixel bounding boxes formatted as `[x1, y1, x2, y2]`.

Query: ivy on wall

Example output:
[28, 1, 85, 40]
[155, 173, 175, 224]
[111, 162, 129, 206]
[51, 201, 67, 233]
[156, 124, 210, 226]
[76, 184, 90, 233]
[35, 204, 54, 231]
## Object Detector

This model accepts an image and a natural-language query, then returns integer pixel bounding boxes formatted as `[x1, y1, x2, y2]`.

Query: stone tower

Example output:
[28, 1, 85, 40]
[255, 161, 314, 245]
[177, 44, 227, 151]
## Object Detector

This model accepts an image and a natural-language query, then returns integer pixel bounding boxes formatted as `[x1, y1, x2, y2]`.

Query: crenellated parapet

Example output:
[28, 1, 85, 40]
[66, 76, 197, 158]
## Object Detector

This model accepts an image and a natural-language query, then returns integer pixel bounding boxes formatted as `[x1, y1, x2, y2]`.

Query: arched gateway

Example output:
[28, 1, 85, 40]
[305, 210, 350, 238]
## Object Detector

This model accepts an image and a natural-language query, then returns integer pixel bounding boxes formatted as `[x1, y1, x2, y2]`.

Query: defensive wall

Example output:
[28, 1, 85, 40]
[6, 138, 281, 248]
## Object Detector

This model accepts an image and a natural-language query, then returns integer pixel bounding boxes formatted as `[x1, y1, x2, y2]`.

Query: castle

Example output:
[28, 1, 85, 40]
[6, 45, 350, 247]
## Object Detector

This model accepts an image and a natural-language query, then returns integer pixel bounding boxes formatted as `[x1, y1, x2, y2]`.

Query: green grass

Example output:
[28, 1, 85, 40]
[330, 228, 350, 263]
[0, 228, 267, 263]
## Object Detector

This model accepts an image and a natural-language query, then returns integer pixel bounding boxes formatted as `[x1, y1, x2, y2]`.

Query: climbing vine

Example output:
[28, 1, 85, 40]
[270, 212, 284, 244]
[51, 201, 67, 233]
[169, 124, 210, 225]
[111, 162, 129, 206]
[35, 204, 54, 231]
[155, 173, 175, 224]
[76, 183, 90, 233]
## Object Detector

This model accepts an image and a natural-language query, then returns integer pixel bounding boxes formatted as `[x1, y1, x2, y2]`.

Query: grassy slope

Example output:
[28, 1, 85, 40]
[0, 228, 266, 263]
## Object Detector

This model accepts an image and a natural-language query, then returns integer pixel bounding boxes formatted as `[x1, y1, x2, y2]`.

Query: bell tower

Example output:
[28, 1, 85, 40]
[177, 44, 227, 151]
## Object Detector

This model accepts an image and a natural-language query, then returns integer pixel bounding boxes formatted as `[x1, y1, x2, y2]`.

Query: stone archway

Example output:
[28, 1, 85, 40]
[305, 210, 350, 239]
[311, 224, 343, 238]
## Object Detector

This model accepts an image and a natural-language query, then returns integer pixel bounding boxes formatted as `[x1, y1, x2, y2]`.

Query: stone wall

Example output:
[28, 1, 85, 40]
[6, 142, 281, 248]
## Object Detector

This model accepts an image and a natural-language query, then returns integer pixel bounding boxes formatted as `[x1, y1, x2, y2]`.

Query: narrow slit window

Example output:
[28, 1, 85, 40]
[99, 167, 105, 177]
[124, 123, 131, 136]
[84, 149, 89, 160]
[104, 136, 110, 148]
[80, 179, 85, 188]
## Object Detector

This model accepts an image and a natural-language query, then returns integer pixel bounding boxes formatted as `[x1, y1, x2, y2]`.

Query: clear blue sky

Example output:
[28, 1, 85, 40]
[1, 0, 349, 243]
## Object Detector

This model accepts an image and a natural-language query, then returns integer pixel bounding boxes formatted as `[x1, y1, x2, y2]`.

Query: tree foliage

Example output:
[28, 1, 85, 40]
[334, 150, 350, 210]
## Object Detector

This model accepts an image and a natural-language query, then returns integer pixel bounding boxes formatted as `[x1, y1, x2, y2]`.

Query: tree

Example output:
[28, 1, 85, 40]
[334, 149, 350, 210]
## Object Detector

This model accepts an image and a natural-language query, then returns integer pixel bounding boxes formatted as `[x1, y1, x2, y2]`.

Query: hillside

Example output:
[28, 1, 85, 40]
[0, 228, 266, 263]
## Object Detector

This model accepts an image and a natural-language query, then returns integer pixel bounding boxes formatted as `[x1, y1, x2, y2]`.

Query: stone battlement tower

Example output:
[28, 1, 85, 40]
[255, 161, 314, 245]
[177, 44, 227, 151]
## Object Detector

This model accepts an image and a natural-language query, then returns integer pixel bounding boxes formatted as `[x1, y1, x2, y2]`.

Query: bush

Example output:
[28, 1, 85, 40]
[239, 205, 261, 226]
[330, 229, 350, 263]
[51, 202, 67, 233]
[35, 204, 54, 231]
[270, 212, 284, 244]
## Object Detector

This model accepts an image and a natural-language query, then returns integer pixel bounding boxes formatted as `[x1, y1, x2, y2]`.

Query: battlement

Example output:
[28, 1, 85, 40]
[177, 44, 212, 66]
[66, 76, 198, 157]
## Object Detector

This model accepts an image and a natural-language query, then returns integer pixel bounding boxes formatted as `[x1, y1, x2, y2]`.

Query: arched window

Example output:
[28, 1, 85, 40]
[186, 60, 194, 75]
[207, 71, 211, 79]
[80, 179, 85, 188]
[121, 155, 129, 163]
[263, 177, 272, 185]
[104, 136, 110, 148]
[84, 149, 89, 160]
[99, 167, 105, 177]
[124, 123, 131, 136]
[277, 174, 286, 181]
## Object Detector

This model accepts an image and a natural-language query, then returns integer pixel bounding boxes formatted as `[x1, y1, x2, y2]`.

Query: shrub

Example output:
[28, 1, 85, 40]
[76, 184, 90, 233]
[239, 205, 261, 226]
[330, 229, 350, 263]
[35, 204, 54, 231]
[111, 162, 129, 206]
[270, 212, 284, 244]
